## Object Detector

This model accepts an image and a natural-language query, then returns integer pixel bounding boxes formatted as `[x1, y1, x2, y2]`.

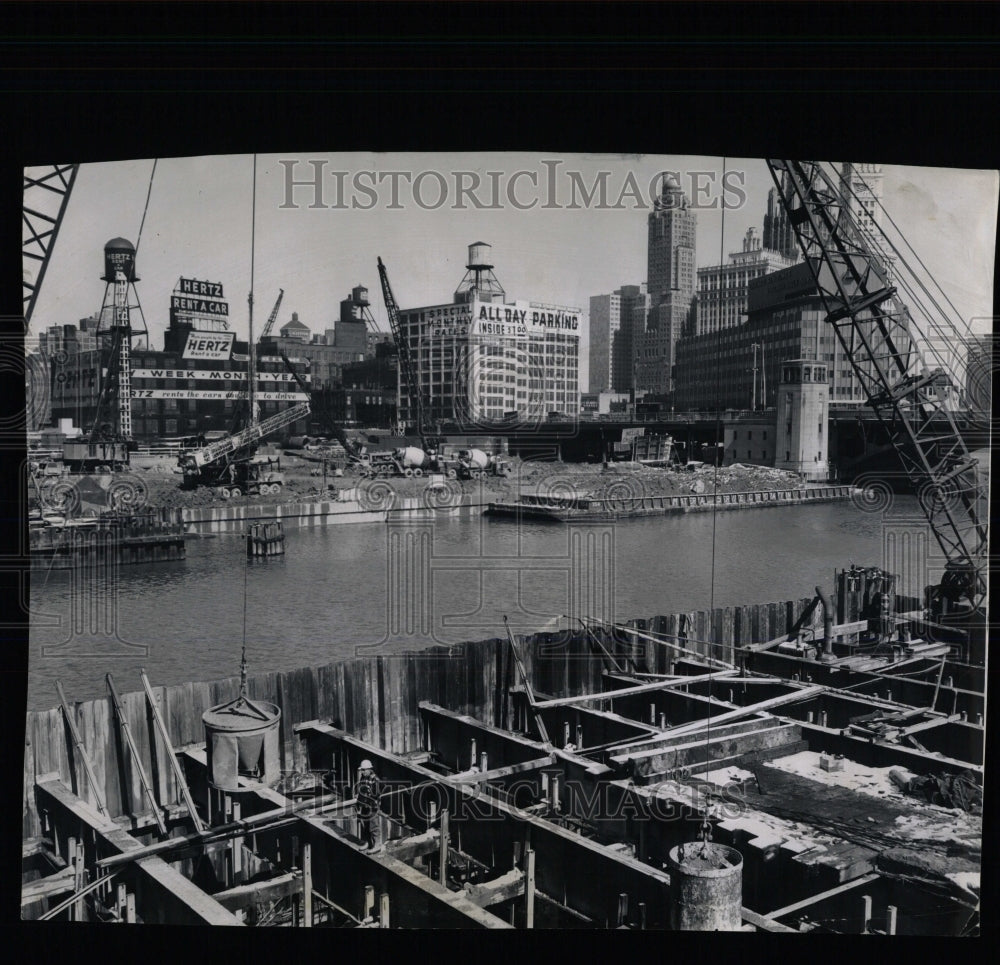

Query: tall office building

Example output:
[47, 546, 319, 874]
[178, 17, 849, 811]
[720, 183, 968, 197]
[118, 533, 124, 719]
[763, 171, 800, 261]
[695, 228, 798, 336]
[397, 243, 581, 426]
[840, 162, 896, 284]
[588, 291, 620, 395]
[589, 283, 647, 394]
[635, 176, 697, 397]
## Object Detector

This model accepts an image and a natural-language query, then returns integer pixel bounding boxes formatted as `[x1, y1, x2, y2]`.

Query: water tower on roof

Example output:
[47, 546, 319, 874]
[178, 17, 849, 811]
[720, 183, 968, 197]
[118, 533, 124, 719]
[454, 241, 506, 304]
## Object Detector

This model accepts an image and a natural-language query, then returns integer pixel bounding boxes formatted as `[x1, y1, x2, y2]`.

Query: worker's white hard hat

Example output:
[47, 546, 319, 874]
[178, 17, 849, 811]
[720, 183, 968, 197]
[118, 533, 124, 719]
[360, 760, 373, 770]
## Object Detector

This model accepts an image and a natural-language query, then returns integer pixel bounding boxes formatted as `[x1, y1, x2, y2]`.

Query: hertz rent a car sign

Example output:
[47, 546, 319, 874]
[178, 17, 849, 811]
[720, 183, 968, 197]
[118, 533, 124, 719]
[183, 331, 235, 361]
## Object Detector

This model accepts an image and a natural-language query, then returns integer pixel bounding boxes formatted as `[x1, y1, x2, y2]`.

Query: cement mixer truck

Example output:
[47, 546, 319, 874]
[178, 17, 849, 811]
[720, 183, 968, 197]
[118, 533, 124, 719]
[454, 448, 513, 480]
[355, 446, 442, 478]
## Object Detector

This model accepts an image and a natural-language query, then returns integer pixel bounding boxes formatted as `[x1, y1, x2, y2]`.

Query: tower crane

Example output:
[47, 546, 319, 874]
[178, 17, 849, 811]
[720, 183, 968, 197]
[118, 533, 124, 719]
[766, 160, 988, 658]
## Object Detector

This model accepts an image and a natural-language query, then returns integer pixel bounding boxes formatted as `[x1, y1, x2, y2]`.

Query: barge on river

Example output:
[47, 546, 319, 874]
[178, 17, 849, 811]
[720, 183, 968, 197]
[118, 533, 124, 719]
[486, 485, 860, 522]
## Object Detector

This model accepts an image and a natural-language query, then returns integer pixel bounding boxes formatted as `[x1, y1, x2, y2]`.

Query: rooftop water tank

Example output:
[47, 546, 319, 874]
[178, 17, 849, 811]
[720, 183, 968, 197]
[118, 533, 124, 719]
[102, 237, 138, 283]
[202, 693, 281, 792]
[467, 241, 493, 269]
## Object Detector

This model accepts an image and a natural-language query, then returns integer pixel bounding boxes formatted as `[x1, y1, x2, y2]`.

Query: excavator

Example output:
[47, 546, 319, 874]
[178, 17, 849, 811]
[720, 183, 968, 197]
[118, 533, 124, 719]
[767, 160, 989, 662]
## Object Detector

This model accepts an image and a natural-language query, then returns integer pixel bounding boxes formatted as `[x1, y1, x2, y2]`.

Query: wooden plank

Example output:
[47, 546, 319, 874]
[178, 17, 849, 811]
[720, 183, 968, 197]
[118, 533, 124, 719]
[722, 607, 735, 665]
[463, 868, 525, 908]
[764, 873, 881, 920]
[21, 866, 76, 904]
[653, 685, 826, 741]
[740, 907, 799, 933]
[533, 670, 739, 709]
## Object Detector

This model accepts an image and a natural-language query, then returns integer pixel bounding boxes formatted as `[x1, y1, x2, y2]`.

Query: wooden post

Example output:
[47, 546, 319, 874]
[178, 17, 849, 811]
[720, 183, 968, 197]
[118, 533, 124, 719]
[107, 673, 166, 836]
[379, 893, 390, 928]
[886, 905, 897, 935]
[363, 884, 375, 920]
[470, 739, 477, 770]
[56, 682, 109, 817]
[480, 752, 488, 773]
[617, 892, 628, 927]
[551, 775, 560, 812]
[576, 724, 584, 747]
[302, 842, 312, 927]
[67, 836, 77, 921]
[139, 671, 205, 832]
[438, 810, 450, 887]
[638, 902, 647, 930]
[125, 891, 136, 924]
[76, 838, 87, 921]
[231, 799, 243, 885]
[564, 721, 571, 745]
[649, 703, 656, 724]
[525, 847, 536, 929]
[860, 894, 872, 934]
[116, 882, 127, 921]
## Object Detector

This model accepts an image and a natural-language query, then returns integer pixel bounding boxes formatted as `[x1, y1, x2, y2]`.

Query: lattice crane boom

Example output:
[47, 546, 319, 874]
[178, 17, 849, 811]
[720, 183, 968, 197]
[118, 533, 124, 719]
[377, 256, 429, 438]
[259, 288, 284, 343]
[766, 160, 988, 621]
[23, 164, 79, 332]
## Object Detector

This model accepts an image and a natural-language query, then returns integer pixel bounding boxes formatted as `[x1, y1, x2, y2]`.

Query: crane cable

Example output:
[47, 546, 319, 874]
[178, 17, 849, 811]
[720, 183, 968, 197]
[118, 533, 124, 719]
[240, 154, 257, 696]
[699, 157, 729, 847]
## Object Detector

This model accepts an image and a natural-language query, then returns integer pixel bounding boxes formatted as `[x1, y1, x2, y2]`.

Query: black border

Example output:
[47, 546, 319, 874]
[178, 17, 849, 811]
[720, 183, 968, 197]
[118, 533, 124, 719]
[4, 1, 998, 956]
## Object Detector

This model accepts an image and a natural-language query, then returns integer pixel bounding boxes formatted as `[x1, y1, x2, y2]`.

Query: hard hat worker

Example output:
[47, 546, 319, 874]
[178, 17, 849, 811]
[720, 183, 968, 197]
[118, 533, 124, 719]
[356, 760, 381, 851]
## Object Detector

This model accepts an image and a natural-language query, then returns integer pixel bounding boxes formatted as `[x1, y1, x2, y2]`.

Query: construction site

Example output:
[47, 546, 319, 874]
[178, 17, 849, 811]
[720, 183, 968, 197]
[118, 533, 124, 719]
[21, 156, 990, 933]
[20, 570, 985, 932]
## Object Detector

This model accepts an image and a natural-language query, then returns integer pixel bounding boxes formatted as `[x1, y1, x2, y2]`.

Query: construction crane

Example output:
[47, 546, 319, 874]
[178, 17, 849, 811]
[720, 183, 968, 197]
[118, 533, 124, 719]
[258, 288, 285, 345]
[229, 289, 286, 437]
[766, 160, 988, 656]
[23, 164, 79, 332]
[376, 256, 437, 443]
[177, 401, 310, 488]
[278, 352, 363, 459]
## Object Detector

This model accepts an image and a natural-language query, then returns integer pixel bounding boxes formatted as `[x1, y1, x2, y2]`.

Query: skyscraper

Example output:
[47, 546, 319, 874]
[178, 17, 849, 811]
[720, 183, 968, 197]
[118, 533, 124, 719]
[763, 171, 800, 261]
[695, 227, 798, 336]
[589, 283, 648, 394]
[635, 175, 696, 397]
[839, 162, 896, 283]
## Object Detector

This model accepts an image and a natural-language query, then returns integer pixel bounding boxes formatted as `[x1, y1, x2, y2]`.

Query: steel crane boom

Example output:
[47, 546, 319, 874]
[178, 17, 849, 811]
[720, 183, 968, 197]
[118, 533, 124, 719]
[377, 256, 432, 440]
[765, 160, 988, 651]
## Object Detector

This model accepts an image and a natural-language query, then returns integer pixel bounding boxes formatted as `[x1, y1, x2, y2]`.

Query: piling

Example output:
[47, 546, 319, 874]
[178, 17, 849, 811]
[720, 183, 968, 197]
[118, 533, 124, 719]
[247, 521, 285, 558]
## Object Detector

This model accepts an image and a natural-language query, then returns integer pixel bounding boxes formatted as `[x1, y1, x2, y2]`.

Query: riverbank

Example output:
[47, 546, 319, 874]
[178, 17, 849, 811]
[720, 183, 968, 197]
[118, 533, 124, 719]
[29, 453, 812, 515]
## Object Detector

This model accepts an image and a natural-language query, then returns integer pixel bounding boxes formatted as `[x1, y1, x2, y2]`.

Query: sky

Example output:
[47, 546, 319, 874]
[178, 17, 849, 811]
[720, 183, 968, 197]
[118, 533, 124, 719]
[24, 152, 998, 393]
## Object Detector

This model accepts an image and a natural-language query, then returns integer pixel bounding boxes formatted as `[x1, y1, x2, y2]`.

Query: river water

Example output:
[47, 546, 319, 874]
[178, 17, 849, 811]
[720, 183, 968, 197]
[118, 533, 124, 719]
[27, 498, 934, 711]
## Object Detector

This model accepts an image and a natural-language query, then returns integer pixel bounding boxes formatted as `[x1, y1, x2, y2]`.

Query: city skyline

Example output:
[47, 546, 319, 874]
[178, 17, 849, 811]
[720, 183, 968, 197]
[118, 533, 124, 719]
[24, 153, 998, 394]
